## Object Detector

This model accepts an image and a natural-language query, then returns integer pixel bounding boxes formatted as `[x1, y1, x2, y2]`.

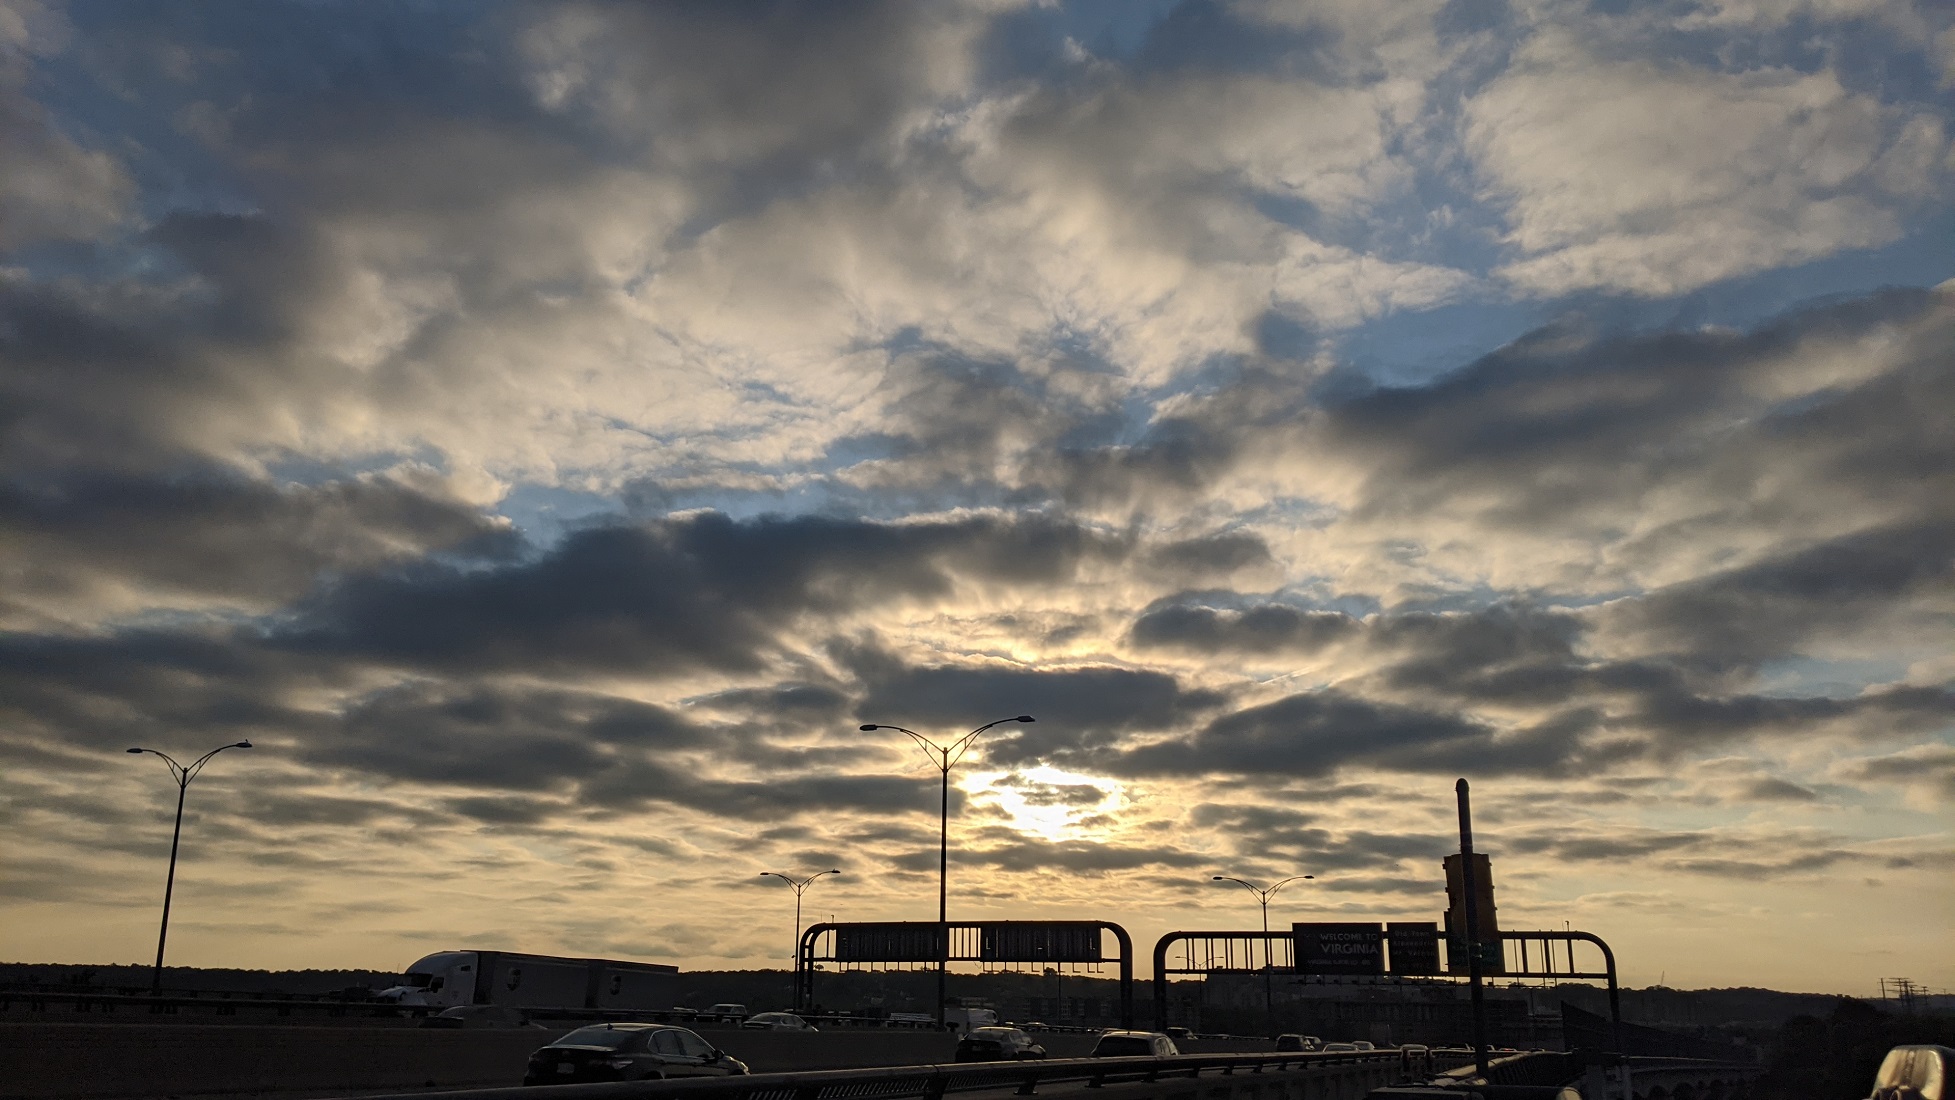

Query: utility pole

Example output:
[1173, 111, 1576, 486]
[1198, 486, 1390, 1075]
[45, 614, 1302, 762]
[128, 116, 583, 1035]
[1457, 778, 1490, 1079]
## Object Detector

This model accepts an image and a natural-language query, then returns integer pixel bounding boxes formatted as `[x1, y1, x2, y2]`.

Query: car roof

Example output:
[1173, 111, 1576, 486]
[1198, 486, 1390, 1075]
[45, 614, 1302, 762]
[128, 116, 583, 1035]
[566, 1022, 681, 1032]
[1097, 1030, 1167, 1039]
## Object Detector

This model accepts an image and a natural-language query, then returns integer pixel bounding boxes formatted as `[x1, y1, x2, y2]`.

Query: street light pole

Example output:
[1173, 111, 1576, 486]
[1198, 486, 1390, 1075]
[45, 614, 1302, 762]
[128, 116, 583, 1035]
[1212, 873, 1313, 1038]
[126, 741, 254, 994]
[861, 715, 1035, 1026]
[762, 869, 840, 1014]
[760, 869, 841, 961]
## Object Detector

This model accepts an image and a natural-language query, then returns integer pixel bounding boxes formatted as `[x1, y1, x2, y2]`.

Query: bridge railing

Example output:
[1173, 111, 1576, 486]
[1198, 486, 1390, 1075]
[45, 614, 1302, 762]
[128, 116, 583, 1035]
[335, 1047, 1444, 1100]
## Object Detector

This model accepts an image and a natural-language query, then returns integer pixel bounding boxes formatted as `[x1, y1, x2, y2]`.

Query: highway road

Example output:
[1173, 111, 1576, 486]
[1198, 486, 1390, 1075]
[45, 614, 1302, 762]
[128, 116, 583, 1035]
[0, 1022, 1114, 1100]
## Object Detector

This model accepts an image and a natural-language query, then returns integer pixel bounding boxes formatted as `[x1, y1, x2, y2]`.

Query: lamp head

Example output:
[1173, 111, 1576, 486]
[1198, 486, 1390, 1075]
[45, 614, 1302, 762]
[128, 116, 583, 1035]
[126, 747, 144, 754]
[234, 741, 253, 749]
[1211, 875, 1225, 881]
[829, 869, 841, 874]
[859, 724, 879, 731]
[1015, 715, 1035, 723]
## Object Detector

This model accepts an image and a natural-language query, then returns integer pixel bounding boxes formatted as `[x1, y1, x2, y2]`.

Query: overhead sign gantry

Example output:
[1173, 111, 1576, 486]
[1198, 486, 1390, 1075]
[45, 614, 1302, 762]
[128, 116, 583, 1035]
[796, 919, 1135, 1027]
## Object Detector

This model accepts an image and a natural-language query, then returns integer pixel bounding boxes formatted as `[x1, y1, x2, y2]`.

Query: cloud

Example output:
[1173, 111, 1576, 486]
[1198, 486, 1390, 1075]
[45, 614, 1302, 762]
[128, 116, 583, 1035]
[1840, 744, 1955, 807]
[850, 650, 1223, 756]
[0, 465, 511, 625]
[1467, 28, 1949, 295]
[282, 509, 1130, 677]
[1131, 602, 1360, 654]
[0, 3, 132, 249]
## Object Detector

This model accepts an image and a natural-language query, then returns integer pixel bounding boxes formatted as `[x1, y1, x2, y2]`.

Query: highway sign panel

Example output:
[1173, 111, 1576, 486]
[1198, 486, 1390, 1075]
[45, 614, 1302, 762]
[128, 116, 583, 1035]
[1386, 921, 1441, 975]
[1293, 921, 1384, 975]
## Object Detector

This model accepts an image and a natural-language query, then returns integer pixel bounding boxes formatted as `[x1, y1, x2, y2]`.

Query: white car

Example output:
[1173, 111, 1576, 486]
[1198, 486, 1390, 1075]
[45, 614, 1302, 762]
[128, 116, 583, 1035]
[742, 1011, 818, 1031]
[1090, 1030, 1180, 1057]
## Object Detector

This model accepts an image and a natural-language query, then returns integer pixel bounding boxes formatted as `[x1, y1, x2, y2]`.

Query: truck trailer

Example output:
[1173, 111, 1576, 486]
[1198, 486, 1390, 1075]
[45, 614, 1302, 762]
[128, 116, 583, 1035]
[377, 950, 679, 1012]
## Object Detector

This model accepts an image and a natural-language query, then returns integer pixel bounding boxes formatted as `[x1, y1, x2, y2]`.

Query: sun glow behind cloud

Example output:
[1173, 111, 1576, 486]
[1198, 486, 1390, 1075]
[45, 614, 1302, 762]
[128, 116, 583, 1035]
[974, 766, 1124, 842]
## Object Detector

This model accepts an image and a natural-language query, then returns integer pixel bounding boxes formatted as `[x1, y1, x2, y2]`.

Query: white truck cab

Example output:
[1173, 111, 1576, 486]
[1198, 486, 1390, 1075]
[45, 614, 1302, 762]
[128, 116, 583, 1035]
[375, 951, 477, 1008]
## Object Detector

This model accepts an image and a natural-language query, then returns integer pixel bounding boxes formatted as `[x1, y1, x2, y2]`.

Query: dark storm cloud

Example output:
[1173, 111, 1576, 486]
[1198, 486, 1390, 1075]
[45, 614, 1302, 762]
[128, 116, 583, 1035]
[1102, 688, 1581, 779]
[1131, 602, 1359, 654]
[520, 1, 975, 172]
[236, 789, 450, 829]
[1116, 591, 1955, 778]
[847, 647, 1227, 767]
[282, 509, 1128, 676]
[295, 678, 951, 821]
[1844, 745, 1955, 803]
[1739, 778, 1820, 802]
[1325, 287, 1952, 529]
[0, 630, 324, 751]
[1614, 518, 1955, 665]
[959, 835, 1211, 874]
[310, 681, 660, 791]
[991, 772, 1106, 807]
[1185, 803, 1450, 874]
[1143, 532, 1273, 576]
[0, 465, 511, 612]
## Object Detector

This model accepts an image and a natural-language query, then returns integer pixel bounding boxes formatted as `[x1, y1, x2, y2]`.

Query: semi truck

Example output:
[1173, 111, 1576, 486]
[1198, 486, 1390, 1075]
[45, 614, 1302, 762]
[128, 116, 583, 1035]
[375, 950, 680, 1012]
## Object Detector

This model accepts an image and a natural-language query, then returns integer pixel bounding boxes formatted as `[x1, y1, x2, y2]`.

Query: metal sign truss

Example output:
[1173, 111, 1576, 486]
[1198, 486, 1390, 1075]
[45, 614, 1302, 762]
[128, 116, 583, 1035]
[1151, 927, 1620, 1039]
[796, 920, 1135, 1026]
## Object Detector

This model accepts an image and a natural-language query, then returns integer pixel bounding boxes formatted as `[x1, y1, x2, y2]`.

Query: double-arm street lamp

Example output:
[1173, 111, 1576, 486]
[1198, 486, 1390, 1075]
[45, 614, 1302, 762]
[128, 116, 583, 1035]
[127, 741, 253, 994]
[1212, 873, 1313, 1038]
[760, 869, 841, 964]
[859, 715, 1035, 1024]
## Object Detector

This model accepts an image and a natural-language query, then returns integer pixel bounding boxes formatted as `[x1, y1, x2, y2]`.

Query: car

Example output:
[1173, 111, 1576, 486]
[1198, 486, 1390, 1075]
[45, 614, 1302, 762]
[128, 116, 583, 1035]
[1321, 1042, 1359, 1053]
[1020, 1021, 1050, 1031]
[1090, 1030, 1180, 1057]
[1352, 1041, 1376, 1051]
[1165, 1027, 1194, 1043]
[522, 1023, 748, 1085]
[419, 1004, 535, 1029]
[956, 1026, 1047, 1062]
[1274, 1034, 1316, 1052]
[742, 1011, 818, 1031]
[706, 1002, 748, 1017]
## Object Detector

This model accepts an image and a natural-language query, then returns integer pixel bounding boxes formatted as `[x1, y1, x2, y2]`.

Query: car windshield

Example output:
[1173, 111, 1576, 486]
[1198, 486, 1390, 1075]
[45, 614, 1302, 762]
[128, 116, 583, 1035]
[555, 1027, 641, 1049]
[1095, 1036, 1157, 1056]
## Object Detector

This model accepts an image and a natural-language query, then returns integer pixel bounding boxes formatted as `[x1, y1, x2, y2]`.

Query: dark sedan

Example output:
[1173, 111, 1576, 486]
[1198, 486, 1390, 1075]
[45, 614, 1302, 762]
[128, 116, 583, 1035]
[523, 1023, 748, 1085]
[955, 1026, 1046, 1062]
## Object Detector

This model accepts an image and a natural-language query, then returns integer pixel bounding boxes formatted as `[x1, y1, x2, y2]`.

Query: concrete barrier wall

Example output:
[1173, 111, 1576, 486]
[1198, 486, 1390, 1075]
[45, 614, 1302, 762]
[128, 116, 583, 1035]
[0, 1023, 1105, 1100]
[1072, 1060, 1402, 1100]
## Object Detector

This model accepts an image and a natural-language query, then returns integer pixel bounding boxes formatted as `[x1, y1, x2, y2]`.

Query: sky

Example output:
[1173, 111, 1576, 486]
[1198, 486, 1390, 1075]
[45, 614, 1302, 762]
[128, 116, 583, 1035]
[1, 0, 1951, 996]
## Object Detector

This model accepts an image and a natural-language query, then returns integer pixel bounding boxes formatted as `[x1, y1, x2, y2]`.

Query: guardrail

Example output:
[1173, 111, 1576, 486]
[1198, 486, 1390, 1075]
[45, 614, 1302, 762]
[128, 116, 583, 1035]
[0, 989, 403, 1018]
[334, 1048, 1461, 1100]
